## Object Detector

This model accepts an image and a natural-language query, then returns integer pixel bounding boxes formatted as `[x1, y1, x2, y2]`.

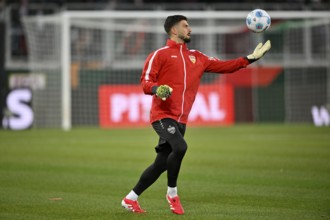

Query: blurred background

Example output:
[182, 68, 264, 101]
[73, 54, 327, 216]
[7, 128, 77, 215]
[0, 0, 330, 130]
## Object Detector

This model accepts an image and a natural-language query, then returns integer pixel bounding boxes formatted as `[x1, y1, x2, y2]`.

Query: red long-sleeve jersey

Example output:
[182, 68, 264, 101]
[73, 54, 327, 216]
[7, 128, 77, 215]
[140, 39, 250, 124]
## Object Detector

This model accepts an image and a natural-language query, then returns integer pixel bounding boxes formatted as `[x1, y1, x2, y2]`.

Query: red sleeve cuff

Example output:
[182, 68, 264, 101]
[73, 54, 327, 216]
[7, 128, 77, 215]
[241, 57, 251, 66]
[142, 81, 158, 95]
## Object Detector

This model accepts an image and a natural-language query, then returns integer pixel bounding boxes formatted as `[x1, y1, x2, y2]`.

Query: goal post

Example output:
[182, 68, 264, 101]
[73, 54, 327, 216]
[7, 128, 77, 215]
[22, 10, 330, 129]
[61, 13, 71, 130]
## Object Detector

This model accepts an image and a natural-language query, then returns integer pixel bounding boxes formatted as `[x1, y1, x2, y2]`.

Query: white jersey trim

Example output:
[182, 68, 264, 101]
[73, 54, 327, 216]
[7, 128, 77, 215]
[145, 46, 169, 80]
[178, 45, 187, 123]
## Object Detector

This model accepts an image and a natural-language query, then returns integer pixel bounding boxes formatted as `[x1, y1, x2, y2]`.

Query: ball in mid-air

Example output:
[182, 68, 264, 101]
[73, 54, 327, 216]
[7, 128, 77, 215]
[246, 9, 271, 33]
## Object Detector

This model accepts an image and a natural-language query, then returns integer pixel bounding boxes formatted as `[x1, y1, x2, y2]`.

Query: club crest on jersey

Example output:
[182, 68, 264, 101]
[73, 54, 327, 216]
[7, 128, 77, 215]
[189, 55, 196, 64]
[167, 125, 176, 134]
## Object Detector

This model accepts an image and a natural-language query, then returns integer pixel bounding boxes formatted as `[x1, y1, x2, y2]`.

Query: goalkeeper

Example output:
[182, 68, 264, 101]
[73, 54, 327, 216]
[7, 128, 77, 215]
[122, 15, 271, 215]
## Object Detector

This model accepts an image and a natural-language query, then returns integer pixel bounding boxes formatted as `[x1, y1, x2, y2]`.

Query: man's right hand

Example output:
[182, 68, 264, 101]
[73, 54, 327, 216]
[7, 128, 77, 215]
[154, 85, 173, 101]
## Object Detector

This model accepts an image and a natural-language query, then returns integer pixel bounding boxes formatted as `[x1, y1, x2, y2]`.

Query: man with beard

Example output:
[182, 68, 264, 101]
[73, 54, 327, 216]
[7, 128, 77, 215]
[122, 15, 271, 215]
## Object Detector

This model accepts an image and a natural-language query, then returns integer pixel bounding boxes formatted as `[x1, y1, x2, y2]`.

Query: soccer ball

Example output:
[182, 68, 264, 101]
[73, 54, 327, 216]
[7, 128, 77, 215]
[246, 9, 271, 33]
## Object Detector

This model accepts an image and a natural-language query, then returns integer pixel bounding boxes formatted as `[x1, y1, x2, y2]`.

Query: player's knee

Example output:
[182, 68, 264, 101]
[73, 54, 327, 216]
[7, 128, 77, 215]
[173, 139, 187, 156]
[181, 141, 188, 154]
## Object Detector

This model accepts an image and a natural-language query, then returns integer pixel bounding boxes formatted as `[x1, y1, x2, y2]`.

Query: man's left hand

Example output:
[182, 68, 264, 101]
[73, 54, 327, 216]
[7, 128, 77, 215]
[247, 40, 271, 63]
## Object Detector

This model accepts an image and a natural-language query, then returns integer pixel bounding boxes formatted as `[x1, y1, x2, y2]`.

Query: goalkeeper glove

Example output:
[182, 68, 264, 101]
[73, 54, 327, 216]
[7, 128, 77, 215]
[247, 40, 271, 63]
[152, 85, 173, 101]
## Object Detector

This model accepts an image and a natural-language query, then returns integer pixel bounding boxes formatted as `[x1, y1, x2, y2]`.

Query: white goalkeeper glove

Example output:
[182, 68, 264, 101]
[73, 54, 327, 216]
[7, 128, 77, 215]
[152, 85, 173, 101]
[247, 40, 271, 63]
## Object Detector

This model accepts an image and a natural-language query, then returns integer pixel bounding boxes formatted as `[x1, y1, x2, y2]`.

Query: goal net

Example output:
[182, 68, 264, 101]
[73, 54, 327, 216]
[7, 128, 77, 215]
[22, 11, 330, 129]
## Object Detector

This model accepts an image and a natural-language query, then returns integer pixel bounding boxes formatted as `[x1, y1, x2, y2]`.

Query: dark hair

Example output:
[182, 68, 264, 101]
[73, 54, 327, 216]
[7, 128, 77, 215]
[164, 15, 187, 35]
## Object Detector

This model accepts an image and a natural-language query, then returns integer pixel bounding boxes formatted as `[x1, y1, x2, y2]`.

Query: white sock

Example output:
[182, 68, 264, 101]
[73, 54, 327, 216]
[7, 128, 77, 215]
[167, 186, 178, 198]
[126, 190, 139, 201]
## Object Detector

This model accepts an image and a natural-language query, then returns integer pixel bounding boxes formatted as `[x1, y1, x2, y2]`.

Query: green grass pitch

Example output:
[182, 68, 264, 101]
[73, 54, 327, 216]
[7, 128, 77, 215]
[0, 124, 329, 219]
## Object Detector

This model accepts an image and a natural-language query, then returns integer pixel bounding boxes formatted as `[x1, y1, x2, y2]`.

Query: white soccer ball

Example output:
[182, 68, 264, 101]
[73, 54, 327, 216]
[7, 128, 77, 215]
[246, 9, 271, 33]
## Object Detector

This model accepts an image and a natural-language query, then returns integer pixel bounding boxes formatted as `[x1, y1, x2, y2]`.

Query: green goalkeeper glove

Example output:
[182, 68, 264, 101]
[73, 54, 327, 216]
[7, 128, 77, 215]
[153, 85, 173, 101]
[247, 40, 271, 63]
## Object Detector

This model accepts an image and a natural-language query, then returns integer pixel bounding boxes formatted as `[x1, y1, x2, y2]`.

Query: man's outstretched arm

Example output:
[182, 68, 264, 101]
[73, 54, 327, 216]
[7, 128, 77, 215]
[203, 40, 272, 74]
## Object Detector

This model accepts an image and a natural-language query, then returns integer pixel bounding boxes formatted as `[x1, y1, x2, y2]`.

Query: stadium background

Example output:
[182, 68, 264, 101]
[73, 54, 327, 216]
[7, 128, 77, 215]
[0, 0, 330, 129]
[0, 1, 330, 220]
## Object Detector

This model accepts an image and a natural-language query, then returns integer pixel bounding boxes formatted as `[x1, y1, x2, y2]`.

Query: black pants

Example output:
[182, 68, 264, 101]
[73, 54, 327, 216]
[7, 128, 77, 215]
[133, 118, 187, 195]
